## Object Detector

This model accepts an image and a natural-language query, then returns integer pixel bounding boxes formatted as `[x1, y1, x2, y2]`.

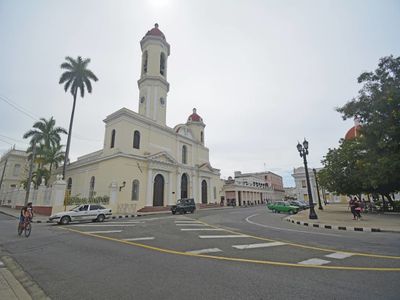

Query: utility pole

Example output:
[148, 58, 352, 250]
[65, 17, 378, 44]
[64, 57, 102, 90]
[24, 141, 36, 205]
[0, 159, 8, 198]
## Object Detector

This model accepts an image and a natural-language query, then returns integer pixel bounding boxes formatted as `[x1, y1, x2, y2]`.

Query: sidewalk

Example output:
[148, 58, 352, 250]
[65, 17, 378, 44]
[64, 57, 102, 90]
[0, 263, 31, 300]
[286, 203, 400, 233]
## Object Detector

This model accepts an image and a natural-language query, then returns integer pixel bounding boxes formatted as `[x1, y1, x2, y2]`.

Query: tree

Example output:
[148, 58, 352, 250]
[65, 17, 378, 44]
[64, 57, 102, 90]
[59, 56, 98, 179]
[42, 143, 65, 175]
[321, 56, 400, 205]
[23, 117, 67, 149]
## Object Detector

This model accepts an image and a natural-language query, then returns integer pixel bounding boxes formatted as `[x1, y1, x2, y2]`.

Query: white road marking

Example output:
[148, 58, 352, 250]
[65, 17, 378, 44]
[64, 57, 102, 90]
[105, 221, 144, 224]
[186, 248, 222, 254]
[298, 258, 331, 265]
[174, 220, 201, 223]
[175, 224, 208, 226]
[232, 242, 286, 250]
[123, 237, 155, 241]
[72, 224, 136, 227]
[245, 214, 341, 237]
[325, 252, 354, 259]
[181, 228, 226, 231]
[199, 235, 250, 239]
[84, 230, 122, 234]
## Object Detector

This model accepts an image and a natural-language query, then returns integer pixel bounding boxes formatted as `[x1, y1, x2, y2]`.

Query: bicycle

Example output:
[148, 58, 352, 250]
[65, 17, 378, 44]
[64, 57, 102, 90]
[17, 218, 32, 237]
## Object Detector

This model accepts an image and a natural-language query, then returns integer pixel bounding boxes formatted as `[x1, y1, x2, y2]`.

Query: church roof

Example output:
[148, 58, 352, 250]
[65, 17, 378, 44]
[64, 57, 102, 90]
[344, 125, 362, 140]
[187, 108, 203, 123]
[144, 23, 166, 40]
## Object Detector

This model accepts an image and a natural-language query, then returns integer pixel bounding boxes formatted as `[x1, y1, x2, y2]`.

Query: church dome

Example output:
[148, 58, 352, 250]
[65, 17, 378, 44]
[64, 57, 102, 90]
[344, 116, 362, 140]
[144, 23, 166, 40]
[187, 108, 203, 123]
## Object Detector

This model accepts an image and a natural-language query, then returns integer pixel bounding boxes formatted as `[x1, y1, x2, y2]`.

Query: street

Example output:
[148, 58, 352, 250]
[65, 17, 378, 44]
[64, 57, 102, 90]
[1, 207, 399, 299]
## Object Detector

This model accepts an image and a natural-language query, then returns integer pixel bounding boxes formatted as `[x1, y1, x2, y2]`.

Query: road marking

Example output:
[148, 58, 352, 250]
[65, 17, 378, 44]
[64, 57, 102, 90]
[105, 221, 144, 224]
[181, 228, 226, 231]
[123, 237, 155, 241]
[245, 214, 340, 237]
[175, 224, 209, 226]
[298, 258, 331, 266]
[83, 230, 122, 234]
[325, 252, 354, 259]
[61, 227, 400, 271]
[199, 235, 250, 239]
[186, 248, 222, 255]
[175, 220, 201, 223]
[72, 224, 137, 227]
[232, 242, 286, 250]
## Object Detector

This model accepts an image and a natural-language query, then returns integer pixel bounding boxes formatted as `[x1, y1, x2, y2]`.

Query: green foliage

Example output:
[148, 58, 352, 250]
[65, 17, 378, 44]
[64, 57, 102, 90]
[321, 55, 400, 198]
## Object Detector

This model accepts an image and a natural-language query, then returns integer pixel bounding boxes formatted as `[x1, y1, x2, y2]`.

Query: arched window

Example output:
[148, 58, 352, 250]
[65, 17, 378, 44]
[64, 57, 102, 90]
[200, 131, 204, 144]
[133, 130, 140, 149]
[111, 129, 116, 148]
[142, 51, 148, 74]
[182, 145, 187, 164]
[160, 53, 166, 76]
[89, 176, 95, 199]
[131, 180, 139, 201]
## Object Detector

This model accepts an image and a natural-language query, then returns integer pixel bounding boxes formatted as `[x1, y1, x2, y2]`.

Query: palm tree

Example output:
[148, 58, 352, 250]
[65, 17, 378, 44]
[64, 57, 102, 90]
[59, 56, 98, 179]
[43, 143, 65, 175]
[23, 117, 67, 149]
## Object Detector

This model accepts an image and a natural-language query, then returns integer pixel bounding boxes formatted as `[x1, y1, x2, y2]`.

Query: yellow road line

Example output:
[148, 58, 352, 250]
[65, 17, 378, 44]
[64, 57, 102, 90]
[61, 227, 400, 272]
[192, 219, 400, 260]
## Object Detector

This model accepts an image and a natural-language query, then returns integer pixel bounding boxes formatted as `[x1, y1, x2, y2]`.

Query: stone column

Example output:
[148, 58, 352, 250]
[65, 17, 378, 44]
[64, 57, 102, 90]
[50, 175, 67, 215]
[146, 169, 153, 207]
[109, 180, 118, 213]
[168, 172, 174, 206]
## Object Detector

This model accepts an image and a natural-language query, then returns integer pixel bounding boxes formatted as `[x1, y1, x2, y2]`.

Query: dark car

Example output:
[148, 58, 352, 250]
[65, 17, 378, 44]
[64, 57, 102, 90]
[171, 198, 196, 214]
[288, 200, 309, 210]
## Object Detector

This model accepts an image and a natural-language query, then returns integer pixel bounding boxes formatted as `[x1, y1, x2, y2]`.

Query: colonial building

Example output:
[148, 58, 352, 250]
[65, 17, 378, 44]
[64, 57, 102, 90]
[222, 171, 284, 206]
[0, 147, 28, 205]
[64, 24, 223, 212]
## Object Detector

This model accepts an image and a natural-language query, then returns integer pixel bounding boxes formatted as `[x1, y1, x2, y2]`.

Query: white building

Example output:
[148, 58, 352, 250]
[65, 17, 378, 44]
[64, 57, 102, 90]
[63, 24, 223, 212]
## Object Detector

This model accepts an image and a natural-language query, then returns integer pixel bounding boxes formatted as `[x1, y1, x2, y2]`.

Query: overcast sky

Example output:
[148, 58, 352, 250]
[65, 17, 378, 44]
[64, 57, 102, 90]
[0, 0, 399, 186]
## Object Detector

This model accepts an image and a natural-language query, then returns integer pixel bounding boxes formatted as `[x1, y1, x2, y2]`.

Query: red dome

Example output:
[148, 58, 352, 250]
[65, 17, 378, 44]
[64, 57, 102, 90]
[345, 125, 361, 140]
[144, 23, 166, 40]
[188, 108, 203, 122]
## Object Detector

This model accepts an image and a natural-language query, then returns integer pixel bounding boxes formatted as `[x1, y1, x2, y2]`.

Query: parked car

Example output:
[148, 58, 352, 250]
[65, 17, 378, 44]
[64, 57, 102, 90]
[49, 204, 112, 225]
[171, 198, 196, 214]
[288, 200, 309, 210]
[267, 201, 299, 214]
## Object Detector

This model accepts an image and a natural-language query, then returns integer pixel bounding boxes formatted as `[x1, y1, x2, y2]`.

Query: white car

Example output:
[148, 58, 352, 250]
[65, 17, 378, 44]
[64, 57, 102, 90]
[49, 204, 112, 225]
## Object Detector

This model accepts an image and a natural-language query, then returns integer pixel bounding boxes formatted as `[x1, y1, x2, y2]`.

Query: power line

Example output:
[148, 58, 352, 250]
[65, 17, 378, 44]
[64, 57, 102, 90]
[0, 94, 39, 121]
[0, 138, 14, 146]
[0, 134, 27, 144]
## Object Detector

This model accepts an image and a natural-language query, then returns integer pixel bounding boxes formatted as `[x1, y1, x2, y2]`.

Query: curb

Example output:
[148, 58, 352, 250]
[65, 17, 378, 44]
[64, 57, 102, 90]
[284, 216, 400, 233]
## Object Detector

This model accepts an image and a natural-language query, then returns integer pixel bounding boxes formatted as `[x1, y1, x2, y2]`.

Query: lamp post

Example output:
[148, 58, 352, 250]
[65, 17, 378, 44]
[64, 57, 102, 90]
[296, 139, 318, 219]
[313, 168, 323, 210]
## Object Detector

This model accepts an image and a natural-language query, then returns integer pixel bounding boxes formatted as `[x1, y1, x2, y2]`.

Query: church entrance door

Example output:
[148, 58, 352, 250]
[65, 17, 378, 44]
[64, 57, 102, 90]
[201, 180, 208, 204]
[153, 174, 164, 206]
[181, 174, 188, 199]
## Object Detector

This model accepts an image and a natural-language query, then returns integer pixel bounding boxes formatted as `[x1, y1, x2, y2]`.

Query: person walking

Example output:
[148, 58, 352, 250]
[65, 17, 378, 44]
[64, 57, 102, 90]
[349, 196, 357, 220]
[355, 198, 362, 220]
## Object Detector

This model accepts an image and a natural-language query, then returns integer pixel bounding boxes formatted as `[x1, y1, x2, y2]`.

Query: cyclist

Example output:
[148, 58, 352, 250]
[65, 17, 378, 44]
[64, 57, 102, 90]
[19, 202, 33, 227]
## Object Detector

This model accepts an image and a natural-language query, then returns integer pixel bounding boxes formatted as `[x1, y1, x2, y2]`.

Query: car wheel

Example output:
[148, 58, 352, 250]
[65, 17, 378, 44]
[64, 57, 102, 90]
[179, 209, 184, 214]
[288, 210, 293, 215]
[172, 211, 176, 215]
[60, 216, 70, 225]
[96, 214, 105, 222]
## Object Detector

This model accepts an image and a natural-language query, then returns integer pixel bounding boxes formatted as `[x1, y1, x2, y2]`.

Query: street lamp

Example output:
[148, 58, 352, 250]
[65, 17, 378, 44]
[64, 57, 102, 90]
[313, 168, 323, 210]
[296, 139, 318, 219]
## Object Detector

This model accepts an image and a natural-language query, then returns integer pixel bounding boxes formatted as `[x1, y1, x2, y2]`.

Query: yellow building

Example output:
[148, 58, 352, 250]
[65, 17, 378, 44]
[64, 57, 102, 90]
[64, 24, 222, 212]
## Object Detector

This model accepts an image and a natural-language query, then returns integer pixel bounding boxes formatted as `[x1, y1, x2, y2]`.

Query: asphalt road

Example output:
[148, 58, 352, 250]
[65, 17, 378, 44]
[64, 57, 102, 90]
[1, 207, 399, 300]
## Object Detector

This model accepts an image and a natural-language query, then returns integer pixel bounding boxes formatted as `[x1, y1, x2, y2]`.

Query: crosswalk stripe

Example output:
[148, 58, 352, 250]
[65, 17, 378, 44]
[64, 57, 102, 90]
[232, 242, 286, 250]
[199, 235, 250, 239]
[325, 252, 354, 259]
[175, 224, 208, 226]
[84, 230, 122, 234]
[181, 228, 225, 231]
[298, 258, 331, 266]
[123, 237, 155, 241]
[186, 248, 222, 254]
[72, 224, 136, 227]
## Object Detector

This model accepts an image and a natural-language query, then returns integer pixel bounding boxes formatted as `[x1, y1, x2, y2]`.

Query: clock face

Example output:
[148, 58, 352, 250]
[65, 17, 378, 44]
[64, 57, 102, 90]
[140, 96, 145, 104]
[160, 97, 165, 105]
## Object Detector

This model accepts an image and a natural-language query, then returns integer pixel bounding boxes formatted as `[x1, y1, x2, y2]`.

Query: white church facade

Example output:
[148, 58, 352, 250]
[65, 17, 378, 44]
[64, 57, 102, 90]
[64, 24, 223, 212]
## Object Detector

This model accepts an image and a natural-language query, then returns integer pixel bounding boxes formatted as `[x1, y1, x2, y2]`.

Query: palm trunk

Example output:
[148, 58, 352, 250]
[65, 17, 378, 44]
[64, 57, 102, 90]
[62, 91, 77, 179]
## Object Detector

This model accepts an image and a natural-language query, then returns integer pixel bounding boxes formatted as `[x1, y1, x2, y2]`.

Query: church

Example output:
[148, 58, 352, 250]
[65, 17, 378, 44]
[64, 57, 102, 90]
[64, 24, 223, 212]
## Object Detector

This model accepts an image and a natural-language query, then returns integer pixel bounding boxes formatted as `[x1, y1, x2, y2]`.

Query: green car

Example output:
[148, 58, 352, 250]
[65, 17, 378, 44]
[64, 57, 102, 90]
[267, 201, 299, 214]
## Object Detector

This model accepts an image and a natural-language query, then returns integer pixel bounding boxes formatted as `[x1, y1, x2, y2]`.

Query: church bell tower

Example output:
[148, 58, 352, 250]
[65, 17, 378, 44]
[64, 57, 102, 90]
[137, 24, 170, 126]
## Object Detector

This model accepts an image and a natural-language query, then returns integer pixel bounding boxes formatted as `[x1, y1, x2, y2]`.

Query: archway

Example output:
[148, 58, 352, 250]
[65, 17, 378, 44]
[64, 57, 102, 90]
[153, 174, 164, 206]
[201, 180, 208, 204]
[181, 173, 188, 199]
